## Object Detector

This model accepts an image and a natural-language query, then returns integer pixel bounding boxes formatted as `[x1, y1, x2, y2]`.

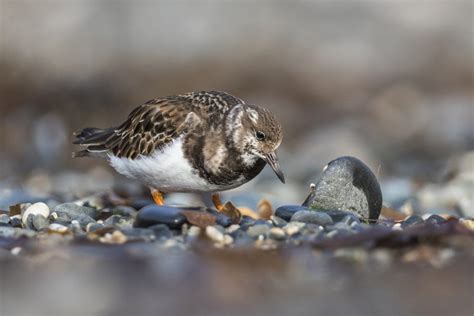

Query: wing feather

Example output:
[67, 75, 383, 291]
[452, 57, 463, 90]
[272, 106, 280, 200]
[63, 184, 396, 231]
[73, 91, 243, 159]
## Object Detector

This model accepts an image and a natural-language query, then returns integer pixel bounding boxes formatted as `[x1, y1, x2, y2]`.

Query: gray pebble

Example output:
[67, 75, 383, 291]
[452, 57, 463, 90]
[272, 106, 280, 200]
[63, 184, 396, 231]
[54, 203, 100, 220]
[232, 230, 255, 246]
[301, 223, 324, 235]
[291, 210, 333, 226]
[52, 214, 72, 226]
[305, 156, 382, 220]
[270, 215, 287, 227]
[284, 222, 306, 236]
[318, 209, 359, 223]
[0, 226, 36, 238]
[24, 214, 35, 230]
[32, 214, 48, 231]
[148, 224, 173, 240]
[426, 214, 446, 225]
[342, 214, 360, 225]
[10, 217, 22, 228]
[0, 226, 16, 237]
[73, 214, 96, 228]
[401, 215, 424, 228]
[247, 224, 271, 238]
[0, 214, 10, 224]
[274, 205, 306, 221]
[269, 227, 286, 240]
[104, 215, 123, 226]
[86, 222, 105, 233]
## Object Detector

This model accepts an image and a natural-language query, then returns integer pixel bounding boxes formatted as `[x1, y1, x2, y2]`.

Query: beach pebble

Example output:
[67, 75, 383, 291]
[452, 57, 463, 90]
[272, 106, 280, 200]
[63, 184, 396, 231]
[275, 205, 306, 221]
[22, 202, 50, 224]
[0, 214, 9, 225]
[206, 225, 225, 243]
[48, 223, 69, 233]
[270, 215, 287, 227]
[247, 224, 271, 238]
[284, 222, 305, 236]
[54, 203, 99, 220]
[269, 227, 286, 240]
[148, 224, 174, 239]
[304, 156, 383, 220]
[291, 210, 333, 226]
[401, 215, 425, 228]
[134, 205, 187, 229]
[32, 214, 48, 230]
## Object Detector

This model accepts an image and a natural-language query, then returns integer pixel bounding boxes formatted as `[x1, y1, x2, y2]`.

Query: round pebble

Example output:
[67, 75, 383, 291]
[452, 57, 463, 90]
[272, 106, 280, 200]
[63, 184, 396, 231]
[269, 227, 286, 240]
[247, 224, 270, 238]
[305, 156, 383, 220]
[284, 222, 305, 236]
[275, 205, 306, 221]
[48, 223, 68, 233]
[10, 216, 22, 228]
[148, 224, 173, 239]
[0, 214, 10, 225]
[54, 203, 99, 220]
[32, 214, 48, 231]
[401, 215, 424, 228]
[206, 225, 225, 243]
[426, 214, 446, 225]
[270, 215, 287, 227]
[291, 210, 333, 226]
[134, 205, 187, 229]
[22, 202, 50, 224]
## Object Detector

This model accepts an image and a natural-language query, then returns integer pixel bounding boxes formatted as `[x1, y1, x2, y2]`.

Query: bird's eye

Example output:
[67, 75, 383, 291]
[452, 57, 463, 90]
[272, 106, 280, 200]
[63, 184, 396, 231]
[255, 131, 266, 141]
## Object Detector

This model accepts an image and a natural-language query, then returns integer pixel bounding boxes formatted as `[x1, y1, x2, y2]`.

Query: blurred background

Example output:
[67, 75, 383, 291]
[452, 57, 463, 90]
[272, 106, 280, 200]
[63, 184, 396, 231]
[0, 0, 472, 207]
[1, 2, 473, 316]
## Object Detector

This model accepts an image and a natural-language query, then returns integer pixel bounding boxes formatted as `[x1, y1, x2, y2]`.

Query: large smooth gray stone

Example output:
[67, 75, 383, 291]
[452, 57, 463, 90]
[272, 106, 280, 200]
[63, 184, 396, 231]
[303, 156, 383, 221]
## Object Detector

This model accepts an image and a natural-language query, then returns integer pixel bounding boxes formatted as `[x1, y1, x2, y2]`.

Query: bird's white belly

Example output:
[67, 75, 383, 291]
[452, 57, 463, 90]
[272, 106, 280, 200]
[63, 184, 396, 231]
[108, 138, 241, 192]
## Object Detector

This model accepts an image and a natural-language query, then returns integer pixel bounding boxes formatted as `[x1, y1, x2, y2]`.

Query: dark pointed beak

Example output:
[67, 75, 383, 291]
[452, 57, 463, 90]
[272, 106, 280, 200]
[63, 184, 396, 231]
[264, 151, 285, 183]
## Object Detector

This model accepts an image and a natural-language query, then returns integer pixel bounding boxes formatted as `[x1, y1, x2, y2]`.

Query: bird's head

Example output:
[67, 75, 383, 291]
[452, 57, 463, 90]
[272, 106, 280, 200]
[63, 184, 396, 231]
[226, 104, 285, 183]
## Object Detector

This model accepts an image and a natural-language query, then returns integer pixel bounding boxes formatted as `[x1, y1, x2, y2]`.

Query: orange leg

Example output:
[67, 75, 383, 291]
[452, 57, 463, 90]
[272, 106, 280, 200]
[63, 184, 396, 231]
[151, 188, 165, 206]
[211, 193, 224, 211]
[211, 192, 242, 224]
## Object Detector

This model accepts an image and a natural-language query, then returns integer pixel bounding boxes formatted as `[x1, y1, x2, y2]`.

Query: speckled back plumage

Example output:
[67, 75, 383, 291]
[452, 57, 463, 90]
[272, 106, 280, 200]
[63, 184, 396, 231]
[73, 91, 243, 159]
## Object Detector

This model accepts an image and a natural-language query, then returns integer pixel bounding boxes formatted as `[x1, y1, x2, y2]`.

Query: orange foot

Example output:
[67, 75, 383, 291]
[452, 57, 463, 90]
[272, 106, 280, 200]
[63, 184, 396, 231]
[211, 193, 242, 224]
[150, 188, 165, 206]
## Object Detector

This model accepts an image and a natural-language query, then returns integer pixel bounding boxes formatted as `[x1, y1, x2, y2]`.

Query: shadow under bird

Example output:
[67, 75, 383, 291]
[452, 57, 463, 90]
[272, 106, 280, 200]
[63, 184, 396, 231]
[73, 90, 284, 210]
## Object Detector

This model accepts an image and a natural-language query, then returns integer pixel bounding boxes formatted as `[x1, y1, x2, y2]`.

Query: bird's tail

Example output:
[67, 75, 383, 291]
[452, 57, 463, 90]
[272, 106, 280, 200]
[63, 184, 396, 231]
[72, 127, 115, 158]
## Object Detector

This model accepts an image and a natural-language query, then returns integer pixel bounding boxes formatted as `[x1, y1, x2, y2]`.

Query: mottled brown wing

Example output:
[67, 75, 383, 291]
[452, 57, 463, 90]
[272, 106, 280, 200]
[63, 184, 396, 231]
[109, 97, 201, 159]
[73, 91, 243, 159]
[74, 97, 197, 159]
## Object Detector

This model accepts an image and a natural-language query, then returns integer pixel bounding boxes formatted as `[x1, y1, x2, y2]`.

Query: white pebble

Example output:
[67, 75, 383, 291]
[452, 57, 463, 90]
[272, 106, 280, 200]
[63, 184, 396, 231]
[392, 223, 403, 231]
[205, 226, 224, 243]
[48, 223, 68, 233]
[10, 247, 22, 256]
[226, 224, 240, 234]
[223, 234, 234, 245]
[284, 222, 305, 236]
[187, 226, 201, 237]
[22, 202, 50, 224]
[269, 227, 286, 239]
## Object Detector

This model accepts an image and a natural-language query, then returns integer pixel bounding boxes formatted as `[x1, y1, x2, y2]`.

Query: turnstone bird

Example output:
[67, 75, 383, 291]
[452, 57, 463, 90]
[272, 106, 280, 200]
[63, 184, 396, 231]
[73, 91, 284, 209]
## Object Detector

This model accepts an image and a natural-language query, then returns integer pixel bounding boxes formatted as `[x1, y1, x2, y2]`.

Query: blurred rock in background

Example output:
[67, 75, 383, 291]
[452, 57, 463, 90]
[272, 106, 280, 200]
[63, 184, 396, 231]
[0, 1, 472, 201]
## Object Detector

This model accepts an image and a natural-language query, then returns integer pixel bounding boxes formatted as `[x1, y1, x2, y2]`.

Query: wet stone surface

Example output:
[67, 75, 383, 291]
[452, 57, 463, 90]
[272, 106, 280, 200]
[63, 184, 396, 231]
[304, 156, 383, 221]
